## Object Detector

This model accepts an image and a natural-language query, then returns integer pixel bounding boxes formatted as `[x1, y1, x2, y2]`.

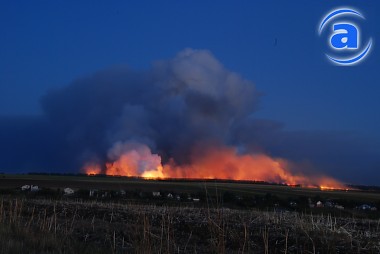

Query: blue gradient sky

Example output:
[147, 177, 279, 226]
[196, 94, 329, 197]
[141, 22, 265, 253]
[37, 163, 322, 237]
[0, 1, 379, 184]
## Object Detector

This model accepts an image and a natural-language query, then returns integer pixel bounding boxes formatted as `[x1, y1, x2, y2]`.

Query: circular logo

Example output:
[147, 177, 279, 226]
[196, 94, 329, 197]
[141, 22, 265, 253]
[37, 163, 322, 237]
[318, 7, 373, 66]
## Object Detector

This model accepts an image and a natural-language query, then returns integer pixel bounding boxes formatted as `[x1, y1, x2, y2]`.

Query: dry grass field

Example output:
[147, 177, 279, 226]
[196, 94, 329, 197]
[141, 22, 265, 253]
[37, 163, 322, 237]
[0, 174, 379, 253]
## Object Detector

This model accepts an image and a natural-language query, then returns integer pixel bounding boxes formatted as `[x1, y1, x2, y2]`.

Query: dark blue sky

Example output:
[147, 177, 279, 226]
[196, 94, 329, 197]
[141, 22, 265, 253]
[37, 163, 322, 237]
[0, 1, 379, 184]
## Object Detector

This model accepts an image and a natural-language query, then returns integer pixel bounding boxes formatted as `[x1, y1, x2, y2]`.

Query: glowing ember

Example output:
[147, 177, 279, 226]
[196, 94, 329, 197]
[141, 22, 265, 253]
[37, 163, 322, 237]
[83, 142, 345, 189]
[320, 186, 335, 191]
[83, 163, 101, 175]
[319, 185, 349, 191]
[141, 165, 165, 179]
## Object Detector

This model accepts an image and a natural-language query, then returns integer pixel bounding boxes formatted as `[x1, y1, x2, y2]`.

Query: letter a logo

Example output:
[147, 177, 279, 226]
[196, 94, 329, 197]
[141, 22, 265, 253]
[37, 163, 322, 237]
[318, 7, 373, 65]
[330, 23, 358, 49]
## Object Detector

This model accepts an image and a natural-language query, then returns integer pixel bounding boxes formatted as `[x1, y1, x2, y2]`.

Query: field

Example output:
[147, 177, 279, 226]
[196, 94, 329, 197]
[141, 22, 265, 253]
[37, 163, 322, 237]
[0, 174, 379, 253]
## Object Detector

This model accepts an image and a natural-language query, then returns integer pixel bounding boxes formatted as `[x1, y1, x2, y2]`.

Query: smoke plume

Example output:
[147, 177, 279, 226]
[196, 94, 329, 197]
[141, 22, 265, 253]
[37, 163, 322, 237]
[42, 49, 256, 165]
[39, 48, 343, 187]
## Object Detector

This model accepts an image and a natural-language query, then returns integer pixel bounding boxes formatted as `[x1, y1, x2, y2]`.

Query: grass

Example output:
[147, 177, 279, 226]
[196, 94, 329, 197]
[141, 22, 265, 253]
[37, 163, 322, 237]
[0, 174, 379, 253]
[0, 197, 379, 253]
[0, 199, 108, 254]
[1, 174, 380, 203]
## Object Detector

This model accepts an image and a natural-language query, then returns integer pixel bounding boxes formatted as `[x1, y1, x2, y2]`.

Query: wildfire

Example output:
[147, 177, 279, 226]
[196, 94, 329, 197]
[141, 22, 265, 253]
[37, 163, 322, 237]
[83, 143, 345, 189]
[141, 165, 165, 179]
[319, 185, 349, 191]
[83, 163, 101, 175]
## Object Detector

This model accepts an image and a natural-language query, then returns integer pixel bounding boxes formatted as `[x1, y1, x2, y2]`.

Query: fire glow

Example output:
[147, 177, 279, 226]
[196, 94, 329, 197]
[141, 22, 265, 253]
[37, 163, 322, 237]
[83, 143, 346, 190]
[83, 163, 102, 175]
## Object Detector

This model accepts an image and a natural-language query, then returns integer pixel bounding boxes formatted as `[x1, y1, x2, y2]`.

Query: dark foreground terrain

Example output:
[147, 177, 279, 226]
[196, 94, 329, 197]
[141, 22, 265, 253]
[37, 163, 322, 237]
[1, 198, 380, 253]
[0, 174, 379, 253]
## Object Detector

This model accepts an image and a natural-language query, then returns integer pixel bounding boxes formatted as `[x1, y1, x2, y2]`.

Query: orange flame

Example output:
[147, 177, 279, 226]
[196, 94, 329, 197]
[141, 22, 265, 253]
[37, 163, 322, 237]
[83, 163, 101, 175]
[83, 144, 345, 189]
[141, 165, 165, 179]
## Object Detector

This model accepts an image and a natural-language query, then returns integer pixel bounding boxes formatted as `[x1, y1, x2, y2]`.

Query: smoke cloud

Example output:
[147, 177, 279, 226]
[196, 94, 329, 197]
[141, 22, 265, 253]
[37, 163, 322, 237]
[41, 48, 259, 169]
[1, 48, 378, 185]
